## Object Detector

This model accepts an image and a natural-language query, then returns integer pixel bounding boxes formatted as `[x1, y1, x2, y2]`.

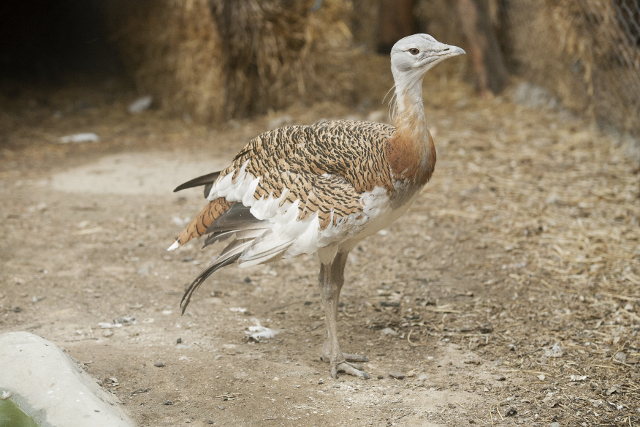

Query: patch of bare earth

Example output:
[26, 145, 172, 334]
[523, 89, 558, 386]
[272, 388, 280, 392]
[1, 78, 639, 426]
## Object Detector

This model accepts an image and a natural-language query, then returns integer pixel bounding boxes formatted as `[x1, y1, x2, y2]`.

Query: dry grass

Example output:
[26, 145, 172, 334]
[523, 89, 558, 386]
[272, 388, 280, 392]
[104, 0, 354, 124]
[212, 0, 355, 117]
[407, 77, 640, 425]
[1, 54, 639, 423]
[105, 0, 227, 124]
[504, 0, 640, 138]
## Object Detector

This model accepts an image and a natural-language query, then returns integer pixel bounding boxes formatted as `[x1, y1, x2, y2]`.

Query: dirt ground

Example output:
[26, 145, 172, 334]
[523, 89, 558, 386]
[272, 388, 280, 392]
[1, 71, 640, 426]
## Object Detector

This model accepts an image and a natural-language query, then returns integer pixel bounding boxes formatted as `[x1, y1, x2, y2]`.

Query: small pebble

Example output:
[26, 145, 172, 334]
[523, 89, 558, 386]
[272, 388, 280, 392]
[377, 375, 384, 380]
[380, 327, 398, 336]
[606, 384, 620, 395]
[505, 407, 517, 416]
[614, 352, 627, 363]
[154, 360, 166, 368]
[380, 301, 400, 307]
[102, 330, 114, 337]
[177, 338, 182, 344]
[128, 95, 153, 114]
[389, 371, 405, 380]
[542, 395, 559, 407]
[544, 342, 564, 358]
[163, 401, 173, 405]
[492, 374, 506, 381]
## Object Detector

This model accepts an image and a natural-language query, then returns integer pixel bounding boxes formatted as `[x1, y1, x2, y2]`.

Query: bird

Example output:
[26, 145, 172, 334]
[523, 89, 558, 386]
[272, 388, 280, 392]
[169, 34, 465, 379]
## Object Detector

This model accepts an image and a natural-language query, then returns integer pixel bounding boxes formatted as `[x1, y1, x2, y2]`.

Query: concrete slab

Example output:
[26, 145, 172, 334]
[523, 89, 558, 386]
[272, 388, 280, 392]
[0, 332, 135, 427]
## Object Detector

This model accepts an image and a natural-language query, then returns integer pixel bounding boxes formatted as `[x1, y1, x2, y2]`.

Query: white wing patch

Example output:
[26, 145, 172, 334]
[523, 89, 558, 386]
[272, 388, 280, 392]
[204, 165, 414, 266]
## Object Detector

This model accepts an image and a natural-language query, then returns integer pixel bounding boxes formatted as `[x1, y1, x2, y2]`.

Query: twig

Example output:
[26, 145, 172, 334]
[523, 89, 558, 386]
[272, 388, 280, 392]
[496, 407, 504, 421]
[502, 369, 551, 376]
[341, 307, 355, 318]
[619, 308, 640, 322]
[600, 292, 640, 301]
[395, 412, 411, 421]
[489, 408, 494, 425]
[612, 359, 633, 368]
[426, 306, 461, 313]
[623, 272, 640, 286]
[540, 279, 554, 291]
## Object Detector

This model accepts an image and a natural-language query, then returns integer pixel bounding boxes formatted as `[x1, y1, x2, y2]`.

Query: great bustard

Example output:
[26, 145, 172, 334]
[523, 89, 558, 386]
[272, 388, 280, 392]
[169, 34, 465, 379]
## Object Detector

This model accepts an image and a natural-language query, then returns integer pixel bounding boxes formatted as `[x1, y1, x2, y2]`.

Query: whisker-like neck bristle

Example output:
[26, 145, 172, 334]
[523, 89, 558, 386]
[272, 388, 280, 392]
[392, 73, 427, 133]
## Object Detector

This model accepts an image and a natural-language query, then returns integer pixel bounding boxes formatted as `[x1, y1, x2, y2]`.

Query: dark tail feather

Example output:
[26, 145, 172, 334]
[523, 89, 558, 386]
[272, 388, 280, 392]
[180, 253, 241, 314]
[207, 202, 265, 233]
[203, 228, 266, 249]
[174, 171, 221, 197]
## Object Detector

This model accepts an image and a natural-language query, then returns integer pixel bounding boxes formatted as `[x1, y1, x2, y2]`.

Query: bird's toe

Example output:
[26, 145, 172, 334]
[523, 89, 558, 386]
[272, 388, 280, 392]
[321, 352, 368, 363]
[335, 362, 370, 379]
[343, 353, 368, 363]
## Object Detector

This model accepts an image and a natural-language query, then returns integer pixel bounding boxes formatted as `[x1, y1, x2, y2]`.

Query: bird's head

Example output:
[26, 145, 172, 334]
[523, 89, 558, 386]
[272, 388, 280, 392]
[390, 34, 465, 87]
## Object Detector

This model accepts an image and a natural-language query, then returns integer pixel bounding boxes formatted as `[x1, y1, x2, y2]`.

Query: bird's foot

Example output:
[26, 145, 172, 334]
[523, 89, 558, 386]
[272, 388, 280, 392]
[331, 361, 370, 380]
[321, 353, 368, 363]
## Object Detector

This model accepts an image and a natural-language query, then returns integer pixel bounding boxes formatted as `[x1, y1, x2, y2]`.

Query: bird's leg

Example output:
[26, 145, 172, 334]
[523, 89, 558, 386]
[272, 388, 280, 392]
[318, 251, 369, 379]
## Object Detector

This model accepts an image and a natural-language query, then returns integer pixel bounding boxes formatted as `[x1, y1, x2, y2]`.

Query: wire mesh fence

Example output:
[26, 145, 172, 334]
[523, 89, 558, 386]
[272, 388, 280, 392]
[500, 0, 640, 137]
[568, 0, 640, 136]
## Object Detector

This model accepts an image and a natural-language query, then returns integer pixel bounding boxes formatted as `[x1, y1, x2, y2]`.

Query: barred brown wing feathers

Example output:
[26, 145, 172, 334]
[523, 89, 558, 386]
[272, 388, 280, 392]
[173, 198, 234, 247]
[171, 121, 400, 311]
[216, 120, 396, 226]
[171, 120, 397, 247]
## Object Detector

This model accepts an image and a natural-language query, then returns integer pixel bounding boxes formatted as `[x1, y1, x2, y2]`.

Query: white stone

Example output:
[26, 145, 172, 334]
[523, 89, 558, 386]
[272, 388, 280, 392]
[0, 332, 135, 427]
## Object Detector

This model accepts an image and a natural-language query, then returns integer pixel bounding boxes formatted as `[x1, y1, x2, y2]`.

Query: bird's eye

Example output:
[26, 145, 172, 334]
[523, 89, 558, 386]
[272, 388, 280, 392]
[409, 48, 420, 55]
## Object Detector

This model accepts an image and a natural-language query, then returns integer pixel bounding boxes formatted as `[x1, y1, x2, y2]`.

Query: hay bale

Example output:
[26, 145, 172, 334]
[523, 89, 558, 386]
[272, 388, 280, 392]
[105, 0, 354, 124]
[503, 0, 640, 136]
[211, 0, 355, 118]
[105, 0, 226, 123]
[350, 0, 382, 52]
[500, 1, 588, 109]
[569, 0, 640, 136]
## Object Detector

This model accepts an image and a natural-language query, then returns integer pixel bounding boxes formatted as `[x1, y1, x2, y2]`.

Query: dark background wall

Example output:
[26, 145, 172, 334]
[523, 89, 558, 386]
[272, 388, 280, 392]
[0, 0, 124, 86]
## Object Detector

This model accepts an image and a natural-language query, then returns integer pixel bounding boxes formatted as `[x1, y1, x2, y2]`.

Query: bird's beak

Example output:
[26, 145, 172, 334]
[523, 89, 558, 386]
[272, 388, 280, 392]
[446, 45, 466, 57]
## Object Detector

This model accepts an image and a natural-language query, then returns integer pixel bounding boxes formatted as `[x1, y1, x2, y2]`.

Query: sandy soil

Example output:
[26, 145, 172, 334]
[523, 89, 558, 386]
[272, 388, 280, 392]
[1, 74, 639, 426]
